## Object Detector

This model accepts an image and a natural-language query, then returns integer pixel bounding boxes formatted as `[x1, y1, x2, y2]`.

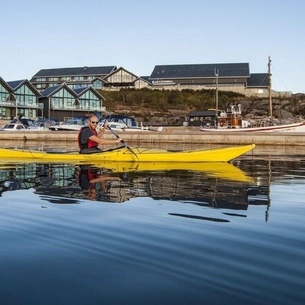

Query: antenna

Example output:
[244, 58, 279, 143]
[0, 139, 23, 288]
[268, 56, 272, 117]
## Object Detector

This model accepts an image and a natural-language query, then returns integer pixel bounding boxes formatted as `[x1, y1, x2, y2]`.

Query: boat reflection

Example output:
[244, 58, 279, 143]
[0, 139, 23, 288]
[0, 161, 268, 211]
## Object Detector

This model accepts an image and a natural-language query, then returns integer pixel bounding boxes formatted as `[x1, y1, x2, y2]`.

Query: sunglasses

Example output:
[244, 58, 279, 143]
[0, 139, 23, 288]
[90, 121, 98, 124]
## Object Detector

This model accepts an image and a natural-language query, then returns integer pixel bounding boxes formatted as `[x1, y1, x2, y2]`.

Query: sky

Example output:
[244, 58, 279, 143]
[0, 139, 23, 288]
[1, 0, 304, 93]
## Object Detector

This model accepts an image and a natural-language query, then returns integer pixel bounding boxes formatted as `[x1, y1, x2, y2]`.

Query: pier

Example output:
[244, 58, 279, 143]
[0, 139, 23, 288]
[0, 127, 304, 146]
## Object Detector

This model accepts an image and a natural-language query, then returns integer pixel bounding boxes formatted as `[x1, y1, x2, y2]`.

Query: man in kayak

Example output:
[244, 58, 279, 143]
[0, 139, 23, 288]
[78, 115, 122, 153]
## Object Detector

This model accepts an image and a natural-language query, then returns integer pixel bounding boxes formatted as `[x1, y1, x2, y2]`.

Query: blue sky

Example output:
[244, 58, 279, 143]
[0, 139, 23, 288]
[1, 0, 304, 93]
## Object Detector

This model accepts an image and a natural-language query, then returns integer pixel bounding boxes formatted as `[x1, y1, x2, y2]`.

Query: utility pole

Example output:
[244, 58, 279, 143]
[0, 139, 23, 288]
[268, 56, 272, 118]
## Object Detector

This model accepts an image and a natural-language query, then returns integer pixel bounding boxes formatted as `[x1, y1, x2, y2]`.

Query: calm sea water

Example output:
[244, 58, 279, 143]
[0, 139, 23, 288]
[0, 149, 305, 305]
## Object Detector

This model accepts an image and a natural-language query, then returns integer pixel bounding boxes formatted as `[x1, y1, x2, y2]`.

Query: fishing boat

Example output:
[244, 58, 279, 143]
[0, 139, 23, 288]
[199, 57, 304, 133]
[200, 116, 305, 132]
[0, 144, 255, 163]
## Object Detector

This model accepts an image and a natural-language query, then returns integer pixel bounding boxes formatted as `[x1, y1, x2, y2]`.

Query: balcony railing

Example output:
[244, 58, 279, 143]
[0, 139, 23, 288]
[51, 104, 106, 112]
[0, 101, 43, 109]
[0, 101, 105, 112]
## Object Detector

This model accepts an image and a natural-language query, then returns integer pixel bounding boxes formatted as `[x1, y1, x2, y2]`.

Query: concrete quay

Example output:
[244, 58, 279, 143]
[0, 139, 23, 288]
[0, 127, 304, 146]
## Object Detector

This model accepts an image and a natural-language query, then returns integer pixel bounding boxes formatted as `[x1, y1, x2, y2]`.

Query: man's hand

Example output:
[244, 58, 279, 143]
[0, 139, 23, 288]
[97, 122, 108, 132]
[116, 136, 123, 143]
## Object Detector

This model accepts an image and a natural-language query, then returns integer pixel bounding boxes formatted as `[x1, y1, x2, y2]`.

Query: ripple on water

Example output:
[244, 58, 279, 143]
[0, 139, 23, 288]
[0, 165, 304, 305]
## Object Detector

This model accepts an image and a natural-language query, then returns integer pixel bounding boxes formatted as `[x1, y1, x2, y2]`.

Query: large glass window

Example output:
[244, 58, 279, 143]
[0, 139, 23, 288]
[92, 80, 103, 89]
[0, 84, 10, 104]
[74, 76, 85, 81]
[51, 88, 75, 109]
[49, 77, 59, 81]
[14, 84, 37, 107]
[35, 77, 46, 82]
[78, 91, 101, 110]
[52, 97, 62, 109]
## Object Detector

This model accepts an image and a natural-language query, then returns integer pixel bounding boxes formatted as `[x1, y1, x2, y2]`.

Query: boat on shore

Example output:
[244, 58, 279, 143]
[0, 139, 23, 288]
[48, 114, 155, 132]
[48, 116, 88, 131]
[1, 123, 30, 131]
[0, 144, 255, 163]
[100, 114, 156, 132]
[1, 116, 52, 131]
[200, 117, 305, 133]
[100, 121, 154, 132]
[199, 57, 304, 133]
[1, 122, 49, 131]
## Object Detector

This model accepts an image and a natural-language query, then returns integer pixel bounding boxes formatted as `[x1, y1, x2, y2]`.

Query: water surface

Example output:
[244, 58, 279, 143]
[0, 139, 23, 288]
[0, 152, 304, 305]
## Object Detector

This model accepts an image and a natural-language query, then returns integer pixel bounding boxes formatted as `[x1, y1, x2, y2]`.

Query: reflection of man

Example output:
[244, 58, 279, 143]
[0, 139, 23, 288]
[78, 166, 121, 201]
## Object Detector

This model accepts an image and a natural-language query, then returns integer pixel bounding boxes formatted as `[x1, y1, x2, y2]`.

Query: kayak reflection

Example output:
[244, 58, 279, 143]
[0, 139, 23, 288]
[0, 161, 268, 210]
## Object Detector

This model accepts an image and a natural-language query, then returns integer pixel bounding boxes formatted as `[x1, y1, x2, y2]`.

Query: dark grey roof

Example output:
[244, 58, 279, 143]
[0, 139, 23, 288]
[73, 87, 88, 95]
[140, 76, 153, 84]
[247, 73, 269, 87]
[40, 85, 63, 97]
[7, 79, 42, 96]
[7, 80, 24, 90]
[73, 86, 105, 99]
[150, 63, 250, 79]
[32, 66, 117, 78]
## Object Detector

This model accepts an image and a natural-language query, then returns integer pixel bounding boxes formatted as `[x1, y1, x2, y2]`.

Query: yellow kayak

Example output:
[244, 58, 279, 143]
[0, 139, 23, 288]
[0, 144, 255, 162]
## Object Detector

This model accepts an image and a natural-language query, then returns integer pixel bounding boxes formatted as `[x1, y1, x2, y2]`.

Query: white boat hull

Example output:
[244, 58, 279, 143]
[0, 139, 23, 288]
[200, 122, 305, 133]
[49, 125, 83, 131]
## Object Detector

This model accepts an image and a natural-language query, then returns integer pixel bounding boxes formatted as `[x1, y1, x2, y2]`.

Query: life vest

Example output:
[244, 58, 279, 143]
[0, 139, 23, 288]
[78, 126, 98, 149]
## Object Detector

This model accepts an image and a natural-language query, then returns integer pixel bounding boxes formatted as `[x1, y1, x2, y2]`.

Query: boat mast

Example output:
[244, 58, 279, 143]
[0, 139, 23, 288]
[215, 68, 219, 112]
[215, 68, 219, 127]
[268, 56, 272, 117]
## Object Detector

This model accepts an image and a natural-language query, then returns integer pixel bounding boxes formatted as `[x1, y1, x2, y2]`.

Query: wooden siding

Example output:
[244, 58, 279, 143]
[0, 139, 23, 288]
[105, 70, 137, 83]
